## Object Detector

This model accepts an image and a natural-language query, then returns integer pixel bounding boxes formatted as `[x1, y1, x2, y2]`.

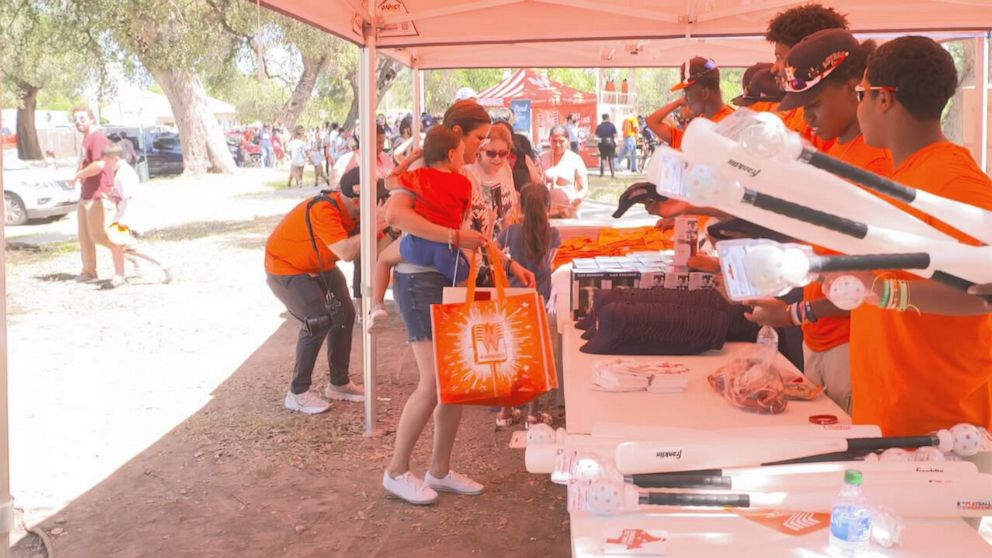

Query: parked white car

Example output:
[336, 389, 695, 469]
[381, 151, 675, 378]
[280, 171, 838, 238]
[3, 158, 77, 225]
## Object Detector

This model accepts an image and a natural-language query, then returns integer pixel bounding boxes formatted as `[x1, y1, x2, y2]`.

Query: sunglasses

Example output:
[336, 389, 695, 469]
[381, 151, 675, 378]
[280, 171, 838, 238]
[783, 51, 849, 93]
[484, 149, 510, 159]
[855, 85, 898, 103]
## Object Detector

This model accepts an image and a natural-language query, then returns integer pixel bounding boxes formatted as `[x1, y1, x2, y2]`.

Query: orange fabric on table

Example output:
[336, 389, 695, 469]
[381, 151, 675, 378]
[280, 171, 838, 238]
[265, 192, 356, 275]
[668, 105, 736, 150]
[552, 226, 674, 270]
[802, 135, 894, 353]
[849, 141, 992, 436]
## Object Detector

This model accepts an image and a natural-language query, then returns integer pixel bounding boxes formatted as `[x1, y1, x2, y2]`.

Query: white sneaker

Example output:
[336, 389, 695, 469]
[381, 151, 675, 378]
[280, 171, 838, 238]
[425, 470, 484, 495]
[283, 391, 330, 414]
[383, 471, 438, 505]
[324, 381, 365, 402]
[369, 304, 388, 328]
[106, 275, 126, 289]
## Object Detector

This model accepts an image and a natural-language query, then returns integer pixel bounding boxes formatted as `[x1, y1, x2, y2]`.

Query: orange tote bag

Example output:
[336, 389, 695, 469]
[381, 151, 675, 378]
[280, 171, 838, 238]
[431, 245, 558, 406]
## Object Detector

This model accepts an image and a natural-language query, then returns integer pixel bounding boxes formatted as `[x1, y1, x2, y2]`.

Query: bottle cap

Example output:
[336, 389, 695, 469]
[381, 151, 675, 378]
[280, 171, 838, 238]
[845, 469, 863, 486]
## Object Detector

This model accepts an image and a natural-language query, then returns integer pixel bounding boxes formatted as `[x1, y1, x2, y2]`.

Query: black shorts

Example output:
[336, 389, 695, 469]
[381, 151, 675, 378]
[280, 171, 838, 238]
[598, 140, 616, 159]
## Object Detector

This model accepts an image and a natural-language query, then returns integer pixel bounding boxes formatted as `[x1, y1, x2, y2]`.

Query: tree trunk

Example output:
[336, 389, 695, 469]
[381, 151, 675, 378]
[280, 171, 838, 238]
[15, 84, 43, 161]
[342, 57, 403, 131]
[276, 53, 330, 130]
[148, 66, 237, 175]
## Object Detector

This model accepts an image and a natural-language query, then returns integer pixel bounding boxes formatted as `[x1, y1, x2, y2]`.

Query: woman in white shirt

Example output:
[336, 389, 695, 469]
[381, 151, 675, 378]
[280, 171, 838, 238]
[462, 122, 520, 237]
[539, 125, 588, 218]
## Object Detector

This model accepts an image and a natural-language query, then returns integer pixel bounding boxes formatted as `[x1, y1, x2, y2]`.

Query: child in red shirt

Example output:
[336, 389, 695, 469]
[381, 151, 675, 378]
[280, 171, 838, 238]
[370, 125, 472, 325]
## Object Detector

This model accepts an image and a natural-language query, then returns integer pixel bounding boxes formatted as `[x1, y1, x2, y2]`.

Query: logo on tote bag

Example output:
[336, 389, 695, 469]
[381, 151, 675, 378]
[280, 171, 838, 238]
[472, 322, 508, 364]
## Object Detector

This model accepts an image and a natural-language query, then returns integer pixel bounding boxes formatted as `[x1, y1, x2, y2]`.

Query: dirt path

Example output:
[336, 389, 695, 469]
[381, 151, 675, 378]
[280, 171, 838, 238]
[5, 175, 570, 557]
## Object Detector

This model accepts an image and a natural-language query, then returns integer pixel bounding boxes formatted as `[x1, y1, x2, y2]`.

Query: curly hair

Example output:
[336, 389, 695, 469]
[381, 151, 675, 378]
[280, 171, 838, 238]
[825, 39, 878, 85]
[765, 4, 849, 47]
[866, 36, 958, 121]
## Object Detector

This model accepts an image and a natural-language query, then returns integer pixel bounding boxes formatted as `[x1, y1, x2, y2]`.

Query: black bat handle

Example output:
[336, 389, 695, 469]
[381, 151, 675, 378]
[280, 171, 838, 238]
[630, 474, 732, 490]
[846, 435, 938, 453]
[642, 492, 751, 508]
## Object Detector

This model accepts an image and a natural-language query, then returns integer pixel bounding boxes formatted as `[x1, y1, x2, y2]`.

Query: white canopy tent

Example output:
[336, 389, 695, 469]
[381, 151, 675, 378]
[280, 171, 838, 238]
[248, 0, 992, 437]
[2, 4, 991, 552]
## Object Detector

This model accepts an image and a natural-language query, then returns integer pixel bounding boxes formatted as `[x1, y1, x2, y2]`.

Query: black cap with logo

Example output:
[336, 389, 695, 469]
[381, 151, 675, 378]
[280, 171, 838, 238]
[778, 28, 860, 111]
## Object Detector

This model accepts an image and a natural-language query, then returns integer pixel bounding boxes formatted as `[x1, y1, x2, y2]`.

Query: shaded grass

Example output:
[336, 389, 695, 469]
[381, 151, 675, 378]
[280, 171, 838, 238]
[586, 172, 646, 203]
[264, 167, 325, 190]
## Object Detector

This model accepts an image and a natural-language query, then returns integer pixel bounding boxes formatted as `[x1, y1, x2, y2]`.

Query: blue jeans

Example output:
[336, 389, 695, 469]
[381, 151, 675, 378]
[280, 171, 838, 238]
[615, 137, 637, 172]
[394, 271, 447, 342]
[262, 145, 275, 167]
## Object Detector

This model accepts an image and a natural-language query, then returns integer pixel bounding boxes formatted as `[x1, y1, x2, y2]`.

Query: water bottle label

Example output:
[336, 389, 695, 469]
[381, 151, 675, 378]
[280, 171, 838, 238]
[830, 505, 871, 543]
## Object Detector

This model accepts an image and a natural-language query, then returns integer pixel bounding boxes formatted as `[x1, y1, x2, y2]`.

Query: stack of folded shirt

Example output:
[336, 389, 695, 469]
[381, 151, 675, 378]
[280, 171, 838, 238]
[647, 363, 690, 393]
[592, 359, 690, 394]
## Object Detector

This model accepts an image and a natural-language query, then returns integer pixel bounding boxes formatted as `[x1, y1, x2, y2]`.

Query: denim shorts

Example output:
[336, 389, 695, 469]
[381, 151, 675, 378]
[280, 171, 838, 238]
[394, 271, 447, 342]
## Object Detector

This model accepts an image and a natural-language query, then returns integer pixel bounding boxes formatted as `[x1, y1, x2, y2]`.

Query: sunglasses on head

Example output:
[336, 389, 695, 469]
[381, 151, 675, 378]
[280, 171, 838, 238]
[855, 85, 898, 103]
[484, 149, 510, 159]
[681, 59, 719, 87]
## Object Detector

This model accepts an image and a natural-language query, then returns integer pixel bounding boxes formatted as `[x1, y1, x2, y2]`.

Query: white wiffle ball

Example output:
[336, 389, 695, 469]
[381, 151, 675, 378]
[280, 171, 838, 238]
[950, 423, 983, 457]
[879, 448, 912, 462]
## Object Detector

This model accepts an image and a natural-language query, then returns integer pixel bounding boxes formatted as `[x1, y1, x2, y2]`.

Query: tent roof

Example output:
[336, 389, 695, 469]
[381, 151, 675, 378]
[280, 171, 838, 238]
[477, 69, 594, 106]
[261, 0, 992, 69]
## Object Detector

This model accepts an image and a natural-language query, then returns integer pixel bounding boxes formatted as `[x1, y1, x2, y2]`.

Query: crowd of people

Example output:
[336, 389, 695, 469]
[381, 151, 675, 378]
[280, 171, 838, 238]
[258, 1, 992, 510]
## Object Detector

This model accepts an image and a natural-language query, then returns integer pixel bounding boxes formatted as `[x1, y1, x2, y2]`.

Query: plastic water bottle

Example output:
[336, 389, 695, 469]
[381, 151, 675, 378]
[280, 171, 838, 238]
[829, 469, 872, 556]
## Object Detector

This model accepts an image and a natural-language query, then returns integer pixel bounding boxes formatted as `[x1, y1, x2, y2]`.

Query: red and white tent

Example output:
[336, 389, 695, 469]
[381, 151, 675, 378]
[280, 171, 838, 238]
[478, 69, 599, 164]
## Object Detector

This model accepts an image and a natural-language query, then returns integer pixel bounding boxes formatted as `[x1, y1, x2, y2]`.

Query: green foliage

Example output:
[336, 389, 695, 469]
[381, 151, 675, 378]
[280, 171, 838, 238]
[0, 0, 104, 104]
[547, 68, 597, 93]
[210, 73, 287, 125]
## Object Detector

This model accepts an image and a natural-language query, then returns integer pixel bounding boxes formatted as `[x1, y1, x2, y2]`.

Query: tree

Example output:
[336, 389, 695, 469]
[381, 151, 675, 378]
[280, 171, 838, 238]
[0, 0, 104, 160]
[342, 55, 404, 131]
[70, 0, 237, 174]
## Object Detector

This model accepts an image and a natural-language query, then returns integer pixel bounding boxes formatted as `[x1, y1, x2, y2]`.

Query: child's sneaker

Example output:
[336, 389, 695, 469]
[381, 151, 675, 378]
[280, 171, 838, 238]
[383, 471, 438, 505]
[425, 470, 484, 495]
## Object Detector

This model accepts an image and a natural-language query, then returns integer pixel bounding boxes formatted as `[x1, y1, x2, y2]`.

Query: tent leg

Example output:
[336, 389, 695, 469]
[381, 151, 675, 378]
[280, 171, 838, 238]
[0, 86, 11, 558]
[979, 33, 990, 173]
[412, 65, 423, 149]
[360, 16, 379, 436]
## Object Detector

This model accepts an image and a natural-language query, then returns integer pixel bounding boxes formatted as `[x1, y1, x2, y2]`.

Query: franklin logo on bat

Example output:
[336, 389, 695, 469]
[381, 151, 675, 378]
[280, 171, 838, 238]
[655, 449, 684, 460]
[727, 159, 762, 177]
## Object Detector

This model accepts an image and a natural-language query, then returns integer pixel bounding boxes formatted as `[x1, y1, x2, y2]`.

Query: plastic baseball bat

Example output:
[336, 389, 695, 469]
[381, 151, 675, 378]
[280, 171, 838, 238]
[527, 424, 885, 474]
[649, 148, 992, 286]
[680, 118, 954, 243]
[614, 435, 942, 475]
[798, 146, 992, 246]
[628, 460, 979, 490]
[589, 422, 882, 440]
[584, 474, 992, 517]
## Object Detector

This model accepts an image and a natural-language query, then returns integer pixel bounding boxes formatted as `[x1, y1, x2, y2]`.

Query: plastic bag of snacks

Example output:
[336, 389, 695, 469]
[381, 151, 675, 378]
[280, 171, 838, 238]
[706, 326, 787, 414]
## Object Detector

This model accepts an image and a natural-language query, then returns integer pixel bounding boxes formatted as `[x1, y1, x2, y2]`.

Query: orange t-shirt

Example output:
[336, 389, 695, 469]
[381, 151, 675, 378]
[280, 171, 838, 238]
[802, 135, 894, 353]
[264, 192, 356, 275]
[748, 101, 780, 114]
[669, 105, 736, 150]
[849, 141, 992, 436]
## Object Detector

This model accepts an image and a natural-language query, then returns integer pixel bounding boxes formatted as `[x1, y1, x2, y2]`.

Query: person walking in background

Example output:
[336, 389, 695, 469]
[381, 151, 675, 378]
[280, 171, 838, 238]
[311, 128, 328, 187]
[614, 114, 639, 173]
[70, 104, 126, 286]
[259, 124, 275, 168]
[565, 116, 580, 153]
[287, 127, 308, 188]
[594, 114, 617, 178]
[101, 144, 171, 284]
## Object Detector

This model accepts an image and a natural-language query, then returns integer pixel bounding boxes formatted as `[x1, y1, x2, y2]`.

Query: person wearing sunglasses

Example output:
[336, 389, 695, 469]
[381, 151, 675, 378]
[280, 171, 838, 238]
[744, 29, 892, 414]
[841, 36, 992, 437]
[462, 122, 520, 239]
[539, 125, 588, 218]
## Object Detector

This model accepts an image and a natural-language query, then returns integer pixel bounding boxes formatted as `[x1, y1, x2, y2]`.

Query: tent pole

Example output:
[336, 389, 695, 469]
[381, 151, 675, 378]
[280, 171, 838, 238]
[0, 85, 11, 558]
[412, 63, 423, 149]
[360, 8, 378, 436]
[979, 32, 990, 173]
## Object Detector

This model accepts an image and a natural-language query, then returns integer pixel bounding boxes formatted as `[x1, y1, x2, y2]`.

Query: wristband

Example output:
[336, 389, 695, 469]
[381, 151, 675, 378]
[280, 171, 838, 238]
[897, 280, 910, 312]
[804, 301, 819, 324]
[787, 303, 801, 327]
[879, 279, 892, 310]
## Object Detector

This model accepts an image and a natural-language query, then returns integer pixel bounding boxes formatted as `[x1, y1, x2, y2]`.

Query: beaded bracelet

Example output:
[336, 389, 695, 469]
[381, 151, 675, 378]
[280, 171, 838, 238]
[787, 302, 801, 326]
[898, 280, 911, 312]
[879, 279, 892, 310]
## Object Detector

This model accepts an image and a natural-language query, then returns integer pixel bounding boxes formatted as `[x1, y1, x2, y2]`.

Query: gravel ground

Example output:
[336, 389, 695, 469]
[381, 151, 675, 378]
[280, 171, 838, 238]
[5, 169, 569, 557]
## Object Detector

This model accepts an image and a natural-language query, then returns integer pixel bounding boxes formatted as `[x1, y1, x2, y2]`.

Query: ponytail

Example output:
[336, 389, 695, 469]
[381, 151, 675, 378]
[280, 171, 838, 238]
[519, 183, 552, 263]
